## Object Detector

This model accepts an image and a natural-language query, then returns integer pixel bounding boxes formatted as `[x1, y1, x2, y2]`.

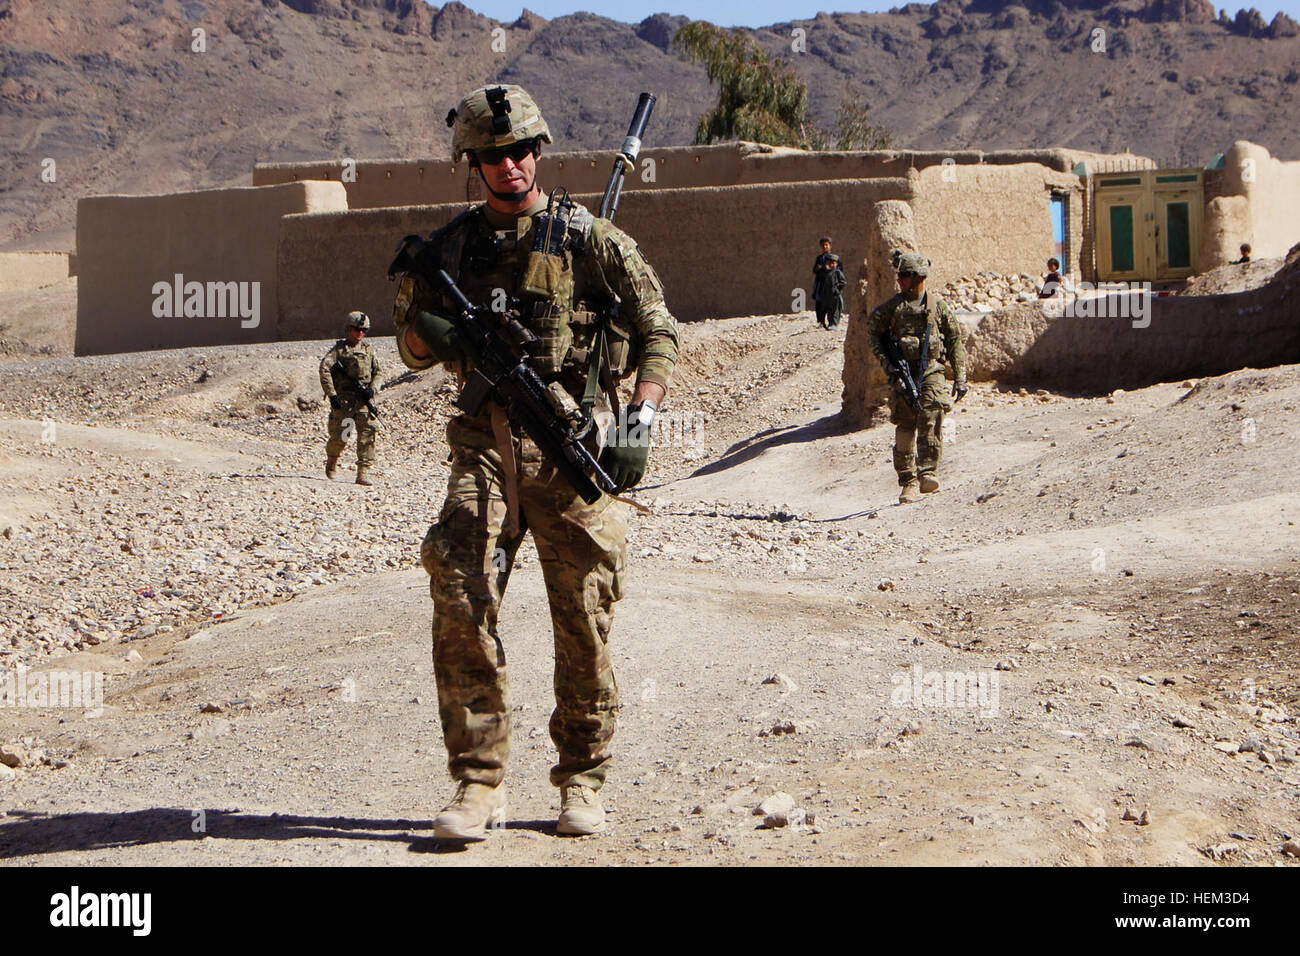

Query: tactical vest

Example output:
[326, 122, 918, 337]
[331, 341, 376, 391]
[407, 203, 636, 398]
[889, 294, 947, 372]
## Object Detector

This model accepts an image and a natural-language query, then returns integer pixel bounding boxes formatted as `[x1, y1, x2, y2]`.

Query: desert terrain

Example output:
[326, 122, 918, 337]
[0, 266, 1297, 866]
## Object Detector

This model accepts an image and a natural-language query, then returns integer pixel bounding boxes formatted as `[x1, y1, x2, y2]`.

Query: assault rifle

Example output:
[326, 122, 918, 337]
[429, 267, 614, 505]
[331, 359, 380, 418]
[881, 339, 922, 415]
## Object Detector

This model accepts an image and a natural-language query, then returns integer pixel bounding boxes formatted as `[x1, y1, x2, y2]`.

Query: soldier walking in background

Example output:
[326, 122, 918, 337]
[867, 253, 967, 504]
[389, 85, 679, 841]
[319, 310, 382, 486]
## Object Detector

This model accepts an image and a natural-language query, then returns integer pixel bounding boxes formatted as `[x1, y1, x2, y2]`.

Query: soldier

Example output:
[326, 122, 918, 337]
[867, 253, 967, 504]
[319, 310, 382, 486]
[389, 85, 679, 840]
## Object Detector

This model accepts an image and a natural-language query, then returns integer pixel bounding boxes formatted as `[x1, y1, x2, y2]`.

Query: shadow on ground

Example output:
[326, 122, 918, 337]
[0, 809, 558, 858]
[685, 413, 847, 480]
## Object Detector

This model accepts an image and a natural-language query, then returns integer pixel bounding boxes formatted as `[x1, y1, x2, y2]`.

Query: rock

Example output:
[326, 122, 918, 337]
[754, 791, 796, 817]
[1137, 810, 1151, 826]
[0, 764, 15, 781]
[0, 742, 30, 768]
[1136, 674, 1156, 686]
[1171, 716, 1195, 728]
[1213, 740, 1240, 754]
[1204, 843, 1238, 861]
[762, 806, 807, 829]
[1259, 750, 1276, 765]
[759, 719, 806, 737]
[761, 673, 798, 692]
[1282, 841, 1300, 858]
[200, 701, 224, 714]
[124, 649, 143, 663]
[1121, 807, 1138, 821]
[877, 579, 896, 591]
[133, 623, 158, 640]
[901, 720, 922, 737]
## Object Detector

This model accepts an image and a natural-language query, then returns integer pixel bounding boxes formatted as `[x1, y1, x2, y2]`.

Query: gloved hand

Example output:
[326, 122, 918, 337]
[952, 381, 968, 402]
[882, 361, 900, 382]
[358, 383, 375, 400]
[599, 405, 652, 493]
[411, 311, 468, 362]
[328, 395, 341, 410]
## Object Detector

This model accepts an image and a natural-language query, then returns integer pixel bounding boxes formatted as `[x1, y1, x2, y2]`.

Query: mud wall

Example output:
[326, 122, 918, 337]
[276, 177, 913, 340]
[964, 256, 1300, 392]
[1218, 141, 1300, 265]
[841, 200, 920, 429]
[75, 182, 347, 356]
[254, 143, 1117, 212]
[910, 163, 1080, 291]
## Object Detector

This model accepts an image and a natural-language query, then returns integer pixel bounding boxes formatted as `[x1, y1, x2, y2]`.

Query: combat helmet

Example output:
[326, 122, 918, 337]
[448, 85, 553, 163]
[894, 252, 930, 278]
[346, 310, 370, 331]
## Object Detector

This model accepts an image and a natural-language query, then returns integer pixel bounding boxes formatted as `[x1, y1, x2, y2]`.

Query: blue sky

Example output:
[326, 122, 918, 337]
[449, 0, 1300, 29]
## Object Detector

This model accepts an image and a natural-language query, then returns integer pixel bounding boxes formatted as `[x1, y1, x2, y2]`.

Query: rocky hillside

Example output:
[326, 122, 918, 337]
[2, 0, 1297, 250]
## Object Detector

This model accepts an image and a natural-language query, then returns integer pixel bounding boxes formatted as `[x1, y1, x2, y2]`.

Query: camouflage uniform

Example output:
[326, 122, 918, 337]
[320, 338, 382, 471]
[393, 193, 678, 791]
[867, 290, 966, 485]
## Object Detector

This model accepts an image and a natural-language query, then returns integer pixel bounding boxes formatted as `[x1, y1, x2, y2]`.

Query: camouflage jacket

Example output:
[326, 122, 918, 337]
[391, 197, 679, 398]
[866, 292, 966, 383]
[320, 339, 382, 399]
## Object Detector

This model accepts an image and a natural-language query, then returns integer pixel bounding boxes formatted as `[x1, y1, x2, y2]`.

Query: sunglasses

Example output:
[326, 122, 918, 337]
[471, 139, 538, 166]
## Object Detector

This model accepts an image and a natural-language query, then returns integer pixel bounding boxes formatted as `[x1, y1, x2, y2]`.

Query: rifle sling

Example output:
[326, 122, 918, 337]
[490, 404, 522, 539]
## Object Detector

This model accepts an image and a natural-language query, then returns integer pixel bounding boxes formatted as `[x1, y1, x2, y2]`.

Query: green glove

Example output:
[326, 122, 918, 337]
[599, 404, 653, 493]
[411, 310, 468, 362]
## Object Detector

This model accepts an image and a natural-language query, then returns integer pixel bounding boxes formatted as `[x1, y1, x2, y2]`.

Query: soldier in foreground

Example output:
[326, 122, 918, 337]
[867, 253, 967, 504]
[388, 85, 679, 840]
[319, 310, 382, 486]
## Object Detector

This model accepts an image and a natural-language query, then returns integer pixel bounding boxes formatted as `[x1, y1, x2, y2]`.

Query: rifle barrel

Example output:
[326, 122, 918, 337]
[599, 92, 656, 221]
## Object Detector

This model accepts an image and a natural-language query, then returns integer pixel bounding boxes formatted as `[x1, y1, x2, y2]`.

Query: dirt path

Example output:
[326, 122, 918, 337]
[1, 317, 1297, 866]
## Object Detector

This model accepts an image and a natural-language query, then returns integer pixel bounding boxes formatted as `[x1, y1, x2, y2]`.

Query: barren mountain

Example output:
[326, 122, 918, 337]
[1, 0, 1297, 251]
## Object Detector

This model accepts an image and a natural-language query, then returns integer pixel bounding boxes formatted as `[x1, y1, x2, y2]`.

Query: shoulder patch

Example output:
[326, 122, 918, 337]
[567, 203, 596, 256]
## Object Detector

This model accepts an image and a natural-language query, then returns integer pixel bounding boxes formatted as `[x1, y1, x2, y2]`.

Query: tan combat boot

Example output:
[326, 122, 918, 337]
[325, 456, 338, 480]
[355, 466, 373, 486]
[899, 480, 921, 504]
[557, 784, 605, 835]
[432, 782, 507, 841]
[919, 474, 940, 494]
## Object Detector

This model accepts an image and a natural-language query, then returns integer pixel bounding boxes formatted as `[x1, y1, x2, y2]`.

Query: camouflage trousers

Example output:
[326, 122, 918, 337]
[326, 400, 377, 468]
[889, 370, 953, 484]
[420, 414, 627, 791]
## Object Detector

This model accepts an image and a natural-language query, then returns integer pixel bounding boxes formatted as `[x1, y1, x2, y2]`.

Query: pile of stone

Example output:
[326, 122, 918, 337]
[939, 272, 1045, 313]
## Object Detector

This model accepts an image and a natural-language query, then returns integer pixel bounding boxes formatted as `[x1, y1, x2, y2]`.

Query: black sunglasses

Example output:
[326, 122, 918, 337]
[471, 139, 539, 166]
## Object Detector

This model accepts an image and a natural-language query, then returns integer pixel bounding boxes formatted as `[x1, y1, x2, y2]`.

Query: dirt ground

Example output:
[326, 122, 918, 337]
[0, 306, 1297, 867]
